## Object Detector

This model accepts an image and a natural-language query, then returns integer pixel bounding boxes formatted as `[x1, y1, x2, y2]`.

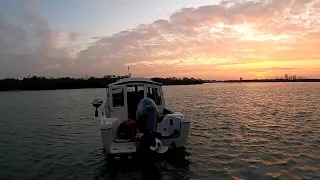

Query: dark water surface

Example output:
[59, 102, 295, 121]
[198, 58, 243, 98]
[0, 83, 319, 180]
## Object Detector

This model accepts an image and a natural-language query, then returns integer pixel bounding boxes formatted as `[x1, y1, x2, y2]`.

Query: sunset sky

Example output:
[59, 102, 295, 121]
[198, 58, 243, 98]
[0, 0, 319, 80]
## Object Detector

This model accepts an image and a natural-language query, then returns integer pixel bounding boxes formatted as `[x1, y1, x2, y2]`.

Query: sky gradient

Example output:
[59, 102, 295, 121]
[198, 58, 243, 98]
[0, 0, 319, 80]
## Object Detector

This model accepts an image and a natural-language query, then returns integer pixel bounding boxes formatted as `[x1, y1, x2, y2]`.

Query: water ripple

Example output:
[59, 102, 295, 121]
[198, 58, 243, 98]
[0, 83, 319, 180]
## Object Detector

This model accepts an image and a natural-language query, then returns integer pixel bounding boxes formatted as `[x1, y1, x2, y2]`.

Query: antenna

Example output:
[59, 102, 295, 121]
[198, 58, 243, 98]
[128, 66, 131, 77]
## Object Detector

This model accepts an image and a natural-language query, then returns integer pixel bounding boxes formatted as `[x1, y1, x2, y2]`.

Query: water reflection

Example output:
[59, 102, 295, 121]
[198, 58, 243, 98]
[94, 148, 191, 180]
[1, 83, 319, 180]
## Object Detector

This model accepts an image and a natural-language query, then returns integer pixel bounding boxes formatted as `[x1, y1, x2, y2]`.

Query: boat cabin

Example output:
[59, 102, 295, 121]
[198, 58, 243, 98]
[104, 78, 165, 120]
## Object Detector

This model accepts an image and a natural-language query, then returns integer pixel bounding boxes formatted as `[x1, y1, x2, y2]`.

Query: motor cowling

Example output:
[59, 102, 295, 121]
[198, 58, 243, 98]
[136, 98, 158, 134]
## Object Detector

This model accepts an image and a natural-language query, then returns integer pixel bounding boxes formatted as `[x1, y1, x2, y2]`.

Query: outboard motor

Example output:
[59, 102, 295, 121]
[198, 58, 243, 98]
[135, 98, 165, 178]
[136, 98, 168, 154]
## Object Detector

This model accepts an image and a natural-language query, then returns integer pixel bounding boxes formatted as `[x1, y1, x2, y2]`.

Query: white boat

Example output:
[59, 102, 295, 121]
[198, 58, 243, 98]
[91, 77, 190, 157]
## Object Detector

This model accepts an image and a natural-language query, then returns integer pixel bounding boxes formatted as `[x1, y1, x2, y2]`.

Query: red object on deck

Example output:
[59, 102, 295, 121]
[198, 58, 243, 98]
[118, 120, 137, 147]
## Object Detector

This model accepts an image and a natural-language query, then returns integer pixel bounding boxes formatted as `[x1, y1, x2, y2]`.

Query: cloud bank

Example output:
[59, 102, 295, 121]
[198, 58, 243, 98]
[0, 10, 82, 78]
[1, 0, 319, 79]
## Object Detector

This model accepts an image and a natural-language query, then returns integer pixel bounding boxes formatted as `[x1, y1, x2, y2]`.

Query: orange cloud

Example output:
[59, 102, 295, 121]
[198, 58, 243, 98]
[74, 0, 319, 79]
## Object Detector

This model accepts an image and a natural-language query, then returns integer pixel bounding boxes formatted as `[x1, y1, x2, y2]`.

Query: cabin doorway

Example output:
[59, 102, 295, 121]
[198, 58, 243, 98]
[127, 85, 144, 120]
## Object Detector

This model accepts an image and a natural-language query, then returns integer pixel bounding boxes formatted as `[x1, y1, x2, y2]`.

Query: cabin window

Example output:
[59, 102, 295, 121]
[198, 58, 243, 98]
[127, 85, 135, 92]
[147, 87, 154, 100]
[137, 85, 144, 99]
[112, 88, 124, 107]
[155, 88, 162, 105]
[148, 87, 162, 105]
[137, 85, 144, 92]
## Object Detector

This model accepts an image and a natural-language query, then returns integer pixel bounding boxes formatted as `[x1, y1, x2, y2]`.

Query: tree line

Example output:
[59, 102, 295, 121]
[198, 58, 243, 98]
[271, 74, 306, 81]
[222, 74, 319, 83]
[0, 75, 203, 91]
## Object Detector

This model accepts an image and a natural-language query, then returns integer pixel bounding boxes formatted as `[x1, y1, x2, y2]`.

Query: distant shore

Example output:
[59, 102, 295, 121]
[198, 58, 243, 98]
[0, 76, 203, 91]
[204, 79, 320, 83]
[1, 75, 319, 91]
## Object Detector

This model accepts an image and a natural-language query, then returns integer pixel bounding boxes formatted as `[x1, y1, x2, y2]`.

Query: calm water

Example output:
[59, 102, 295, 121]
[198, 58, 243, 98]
[0, 83, 320, 180]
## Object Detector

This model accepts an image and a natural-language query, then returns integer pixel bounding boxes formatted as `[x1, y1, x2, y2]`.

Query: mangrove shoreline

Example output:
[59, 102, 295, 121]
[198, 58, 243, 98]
[1, 74, 319, 91]
[0, 76, 203, 91]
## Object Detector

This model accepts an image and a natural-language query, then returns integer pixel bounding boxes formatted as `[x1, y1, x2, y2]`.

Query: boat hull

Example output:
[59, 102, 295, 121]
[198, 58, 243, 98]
[99, 113, 190, 155]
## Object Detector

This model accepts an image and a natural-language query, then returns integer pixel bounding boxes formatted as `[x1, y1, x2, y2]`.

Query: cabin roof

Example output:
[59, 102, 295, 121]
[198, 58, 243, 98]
[108, 77, 162, 86]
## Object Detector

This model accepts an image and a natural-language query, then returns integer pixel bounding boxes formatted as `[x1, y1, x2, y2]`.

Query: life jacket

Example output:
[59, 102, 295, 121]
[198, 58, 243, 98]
[118, 120, 137, 140]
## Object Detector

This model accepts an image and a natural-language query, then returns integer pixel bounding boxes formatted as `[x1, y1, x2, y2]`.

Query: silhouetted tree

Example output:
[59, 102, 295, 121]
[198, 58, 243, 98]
[0, 75, 203, 91]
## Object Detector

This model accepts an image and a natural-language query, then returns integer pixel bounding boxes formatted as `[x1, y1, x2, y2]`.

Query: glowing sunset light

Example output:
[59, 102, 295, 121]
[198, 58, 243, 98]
[249, 71, 269, 77]
[0, 0, 319, 80]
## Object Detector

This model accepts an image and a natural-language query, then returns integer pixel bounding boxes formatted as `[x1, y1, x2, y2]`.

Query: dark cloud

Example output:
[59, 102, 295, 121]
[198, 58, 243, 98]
[0, 10, 80, 78]
[0, 14, 28, 54]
